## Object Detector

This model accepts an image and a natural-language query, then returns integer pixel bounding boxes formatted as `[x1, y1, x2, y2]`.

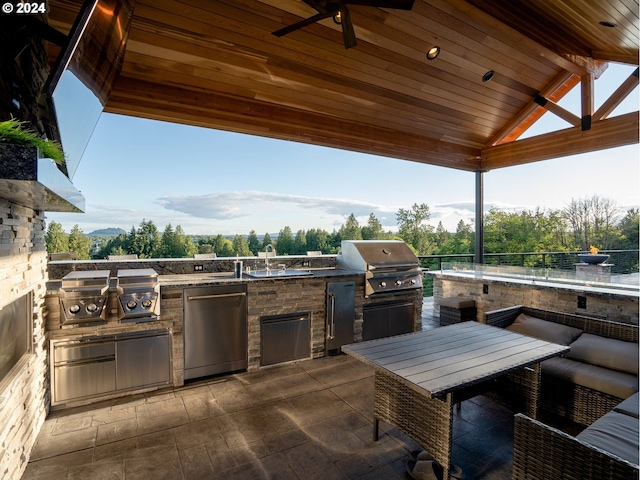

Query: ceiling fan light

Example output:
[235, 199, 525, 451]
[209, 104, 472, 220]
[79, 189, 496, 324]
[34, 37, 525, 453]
[482, 70, 494, 82]
[333, 12, 342, 25]
[426, 46, 440, 60]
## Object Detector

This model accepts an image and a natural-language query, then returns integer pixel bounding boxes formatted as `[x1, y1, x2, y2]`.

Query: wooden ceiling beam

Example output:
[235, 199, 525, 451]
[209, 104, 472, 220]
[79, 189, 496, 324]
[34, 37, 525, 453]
[593, 67, 640, 120]
[487, 72, 579, 146]
[480, 111, 639, 170]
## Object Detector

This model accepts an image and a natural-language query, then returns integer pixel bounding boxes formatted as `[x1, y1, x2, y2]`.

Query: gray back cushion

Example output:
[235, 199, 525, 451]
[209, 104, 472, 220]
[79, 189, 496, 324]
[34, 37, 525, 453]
[507, 313, 583, 346]
[566, 333, 638, 375]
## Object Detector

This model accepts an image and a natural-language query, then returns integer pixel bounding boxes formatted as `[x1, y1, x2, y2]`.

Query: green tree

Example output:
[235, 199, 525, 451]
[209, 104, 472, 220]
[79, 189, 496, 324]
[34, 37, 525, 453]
[276, 226, 294, 254]
[439, 220, 473, 255]
[129, 219, 161, 258]
[293, 230, 307, 255]
[159, 224, 197, 258]
[339, 214, 362, 240]
[306, 228, 331, 253]
[68, 225, 92, 259]
[433, 221, 451, 250]
[45, 221, 69, 253]
[361, 213, 384, 240]
[247, 230, 261, 255]
[209, 234, 234, 257]
[232, 235, 252, 256]
[396, 203, 434, 254]
[261, 233, 273, 251]
[616, 208, 640, 250]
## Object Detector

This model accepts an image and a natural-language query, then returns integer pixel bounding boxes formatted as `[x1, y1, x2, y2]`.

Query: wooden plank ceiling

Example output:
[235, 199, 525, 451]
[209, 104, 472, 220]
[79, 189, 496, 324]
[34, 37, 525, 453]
[47, 0, 639, 171]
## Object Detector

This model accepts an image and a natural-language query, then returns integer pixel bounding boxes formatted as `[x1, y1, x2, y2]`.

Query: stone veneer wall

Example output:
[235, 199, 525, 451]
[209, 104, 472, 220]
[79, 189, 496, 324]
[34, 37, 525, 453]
[433, 276, 639, 324]
[0, 199, 49, 480]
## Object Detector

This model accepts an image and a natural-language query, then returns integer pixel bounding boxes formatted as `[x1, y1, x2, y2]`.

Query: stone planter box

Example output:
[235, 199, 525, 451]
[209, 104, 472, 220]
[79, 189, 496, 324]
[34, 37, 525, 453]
[0, 143, 84, 212]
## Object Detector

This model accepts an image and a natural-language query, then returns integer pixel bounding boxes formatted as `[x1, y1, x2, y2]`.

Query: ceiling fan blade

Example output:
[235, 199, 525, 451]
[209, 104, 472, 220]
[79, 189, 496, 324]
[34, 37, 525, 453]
[344, 0, 415, 9]
[272, 11, 335, 37]
[339, 6, 358, 49]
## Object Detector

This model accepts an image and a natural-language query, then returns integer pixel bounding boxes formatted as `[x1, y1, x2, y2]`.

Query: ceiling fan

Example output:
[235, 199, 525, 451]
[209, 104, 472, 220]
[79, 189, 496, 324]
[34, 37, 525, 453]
[272, 0, 415, 49]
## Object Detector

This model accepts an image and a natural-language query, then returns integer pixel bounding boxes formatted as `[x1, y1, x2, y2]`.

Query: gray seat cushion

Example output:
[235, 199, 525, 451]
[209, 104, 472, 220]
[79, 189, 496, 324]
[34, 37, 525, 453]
[566, 333, 638, 375]
[576, 411, 640, 465]
[614, 393, 640, 419]
[507, 314, 583, 345]
[542, 357, 639, 399]
[440, 297, 475, 309]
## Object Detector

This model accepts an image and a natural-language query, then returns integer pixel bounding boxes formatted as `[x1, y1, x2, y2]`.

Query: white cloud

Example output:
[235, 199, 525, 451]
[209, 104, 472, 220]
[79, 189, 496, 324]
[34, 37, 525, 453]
[157, 191, 397, 221]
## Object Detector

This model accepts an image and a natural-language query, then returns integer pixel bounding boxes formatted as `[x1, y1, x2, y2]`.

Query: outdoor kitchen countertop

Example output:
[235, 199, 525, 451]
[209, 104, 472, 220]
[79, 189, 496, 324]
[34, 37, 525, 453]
[159, 268, 362, 287]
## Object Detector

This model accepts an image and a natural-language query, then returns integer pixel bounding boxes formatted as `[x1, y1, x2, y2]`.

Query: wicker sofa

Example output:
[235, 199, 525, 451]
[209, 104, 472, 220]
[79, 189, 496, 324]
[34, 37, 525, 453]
[484, 305, 639, 480]
[513, 394, 639, 480]
[484, 305, 638, 425]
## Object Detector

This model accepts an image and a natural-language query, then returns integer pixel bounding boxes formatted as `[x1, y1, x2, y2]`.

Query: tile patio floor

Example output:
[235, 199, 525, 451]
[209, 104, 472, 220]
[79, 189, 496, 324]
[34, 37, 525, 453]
[22, 300, 518, 480]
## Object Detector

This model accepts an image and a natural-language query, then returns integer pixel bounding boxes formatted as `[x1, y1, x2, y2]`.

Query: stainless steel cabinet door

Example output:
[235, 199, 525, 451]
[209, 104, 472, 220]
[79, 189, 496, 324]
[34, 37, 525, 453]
[326, 281, 355, 351]
[116, 332, 171, 390]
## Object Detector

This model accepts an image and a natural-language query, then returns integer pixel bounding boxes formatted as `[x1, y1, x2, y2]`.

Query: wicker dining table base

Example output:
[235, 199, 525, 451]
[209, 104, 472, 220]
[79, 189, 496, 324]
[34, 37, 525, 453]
[373, 365, 542, 480]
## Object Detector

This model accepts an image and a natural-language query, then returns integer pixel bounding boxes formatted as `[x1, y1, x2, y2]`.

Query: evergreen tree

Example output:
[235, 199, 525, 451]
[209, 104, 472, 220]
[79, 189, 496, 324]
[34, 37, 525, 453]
[306, 228, 331, 253]
[247, 230, 261, 255]
[276, 226, 294, 254]
[361, 213, 384, 240]
[261, 233, 273, 251]
[45, 221, 69, 253]
[293, 229, 307, 254]
[130, 219, 161, 258]
[160, 224, 197, 258]
[616, 208, 640, 250]
[68, 225, 92, 259]
[339, 213, 362, 240]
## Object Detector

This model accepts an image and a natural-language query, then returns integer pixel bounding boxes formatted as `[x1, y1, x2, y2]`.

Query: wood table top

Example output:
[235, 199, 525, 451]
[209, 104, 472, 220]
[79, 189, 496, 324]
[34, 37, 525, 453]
[342, 322, 569, 398]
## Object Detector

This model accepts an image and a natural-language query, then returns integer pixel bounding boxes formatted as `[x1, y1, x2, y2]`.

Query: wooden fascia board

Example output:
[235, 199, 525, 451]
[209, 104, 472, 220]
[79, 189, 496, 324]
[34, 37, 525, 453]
[479, 111, 639, 170]
[105, 77, 482, 171]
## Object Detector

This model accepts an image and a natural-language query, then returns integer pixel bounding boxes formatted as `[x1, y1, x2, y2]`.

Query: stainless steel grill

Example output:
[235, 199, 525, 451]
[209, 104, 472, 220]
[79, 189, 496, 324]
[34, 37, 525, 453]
[59, 270, 111, 327]
[116, 269, 160, 323]
[335, 240, 422, 297]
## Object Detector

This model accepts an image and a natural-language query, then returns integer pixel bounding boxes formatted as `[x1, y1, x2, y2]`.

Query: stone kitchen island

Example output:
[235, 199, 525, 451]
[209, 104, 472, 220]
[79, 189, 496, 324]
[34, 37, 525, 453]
[45, 256, 423, 409]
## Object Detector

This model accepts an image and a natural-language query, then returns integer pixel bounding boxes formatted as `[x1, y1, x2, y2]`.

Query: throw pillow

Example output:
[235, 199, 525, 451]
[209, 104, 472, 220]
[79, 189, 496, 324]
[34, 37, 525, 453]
[506, 313, 583, 345]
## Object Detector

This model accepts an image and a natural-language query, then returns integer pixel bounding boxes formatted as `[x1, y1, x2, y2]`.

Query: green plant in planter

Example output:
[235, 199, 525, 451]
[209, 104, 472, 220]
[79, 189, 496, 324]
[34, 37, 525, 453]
[0, 118, 65, 166]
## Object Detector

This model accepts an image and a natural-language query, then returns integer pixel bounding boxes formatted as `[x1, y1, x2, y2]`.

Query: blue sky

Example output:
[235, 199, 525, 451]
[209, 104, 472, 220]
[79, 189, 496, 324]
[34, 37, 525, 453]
[47, 63, 639, 236]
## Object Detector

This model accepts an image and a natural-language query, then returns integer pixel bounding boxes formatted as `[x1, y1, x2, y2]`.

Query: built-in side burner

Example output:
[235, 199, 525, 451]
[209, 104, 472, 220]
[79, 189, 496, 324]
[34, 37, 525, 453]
[116, 269, 160, 323]
[59, 270, 111, 327]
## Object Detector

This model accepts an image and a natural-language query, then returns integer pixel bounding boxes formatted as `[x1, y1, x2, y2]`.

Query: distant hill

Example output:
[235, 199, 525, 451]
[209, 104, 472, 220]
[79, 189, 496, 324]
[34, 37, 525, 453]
[88, 228, 127, 237]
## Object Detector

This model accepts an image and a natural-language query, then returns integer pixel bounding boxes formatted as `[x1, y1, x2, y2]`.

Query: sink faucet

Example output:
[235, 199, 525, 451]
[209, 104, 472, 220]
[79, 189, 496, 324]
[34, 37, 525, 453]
[264, 244, 275, 271]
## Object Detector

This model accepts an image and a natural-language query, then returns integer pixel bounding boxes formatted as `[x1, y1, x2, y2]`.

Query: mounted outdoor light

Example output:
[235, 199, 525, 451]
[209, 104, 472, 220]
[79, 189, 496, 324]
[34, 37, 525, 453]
[482, 70, 494, 82]
[426, 46, 440, 60]
[333, 11, 342, 25]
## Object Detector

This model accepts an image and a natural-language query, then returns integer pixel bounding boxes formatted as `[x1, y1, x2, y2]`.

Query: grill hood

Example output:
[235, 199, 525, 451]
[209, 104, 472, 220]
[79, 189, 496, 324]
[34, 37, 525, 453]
[336, 240, 419, 272]
[336, 240, 422, 297]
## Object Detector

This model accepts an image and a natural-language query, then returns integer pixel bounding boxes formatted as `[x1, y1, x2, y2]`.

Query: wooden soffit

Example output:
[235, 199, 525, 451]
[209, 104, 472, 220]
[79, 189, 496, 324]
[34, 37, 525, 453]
[46, 0, 639, 171]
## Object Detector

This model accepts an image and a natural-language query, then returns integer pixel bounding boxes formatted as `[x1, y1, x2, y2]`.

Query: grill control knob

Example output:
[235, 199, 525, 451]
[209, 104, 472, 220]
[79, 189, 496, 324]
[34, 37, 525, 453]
[410, 279, 417, 285]
[380, 281, 387, 288]
[126, 300, 137, 310]
[86, 303, 98, 313]
[69, 304, 81, 314]
[142, 299, 153, 309]
[395, 280, 403, 286]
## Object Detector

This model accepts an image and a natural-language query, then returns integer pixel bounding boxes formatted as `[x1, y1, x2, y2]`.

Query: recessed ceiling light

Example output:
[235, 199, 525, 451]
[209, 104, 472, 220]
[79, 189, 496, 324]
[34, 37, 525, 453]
[482, 70, 494, 82]
[599, 21, 616, 28]
[426, 46, 440, 60]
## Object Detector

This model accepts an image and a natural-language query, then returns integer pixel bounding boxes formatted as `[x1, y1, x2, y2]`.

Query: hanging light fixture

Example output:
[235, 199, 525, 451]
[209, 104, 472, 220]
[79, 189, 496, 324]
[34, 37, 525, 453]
[426, 46, 440, 60]
[333, 11, 342, 25]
